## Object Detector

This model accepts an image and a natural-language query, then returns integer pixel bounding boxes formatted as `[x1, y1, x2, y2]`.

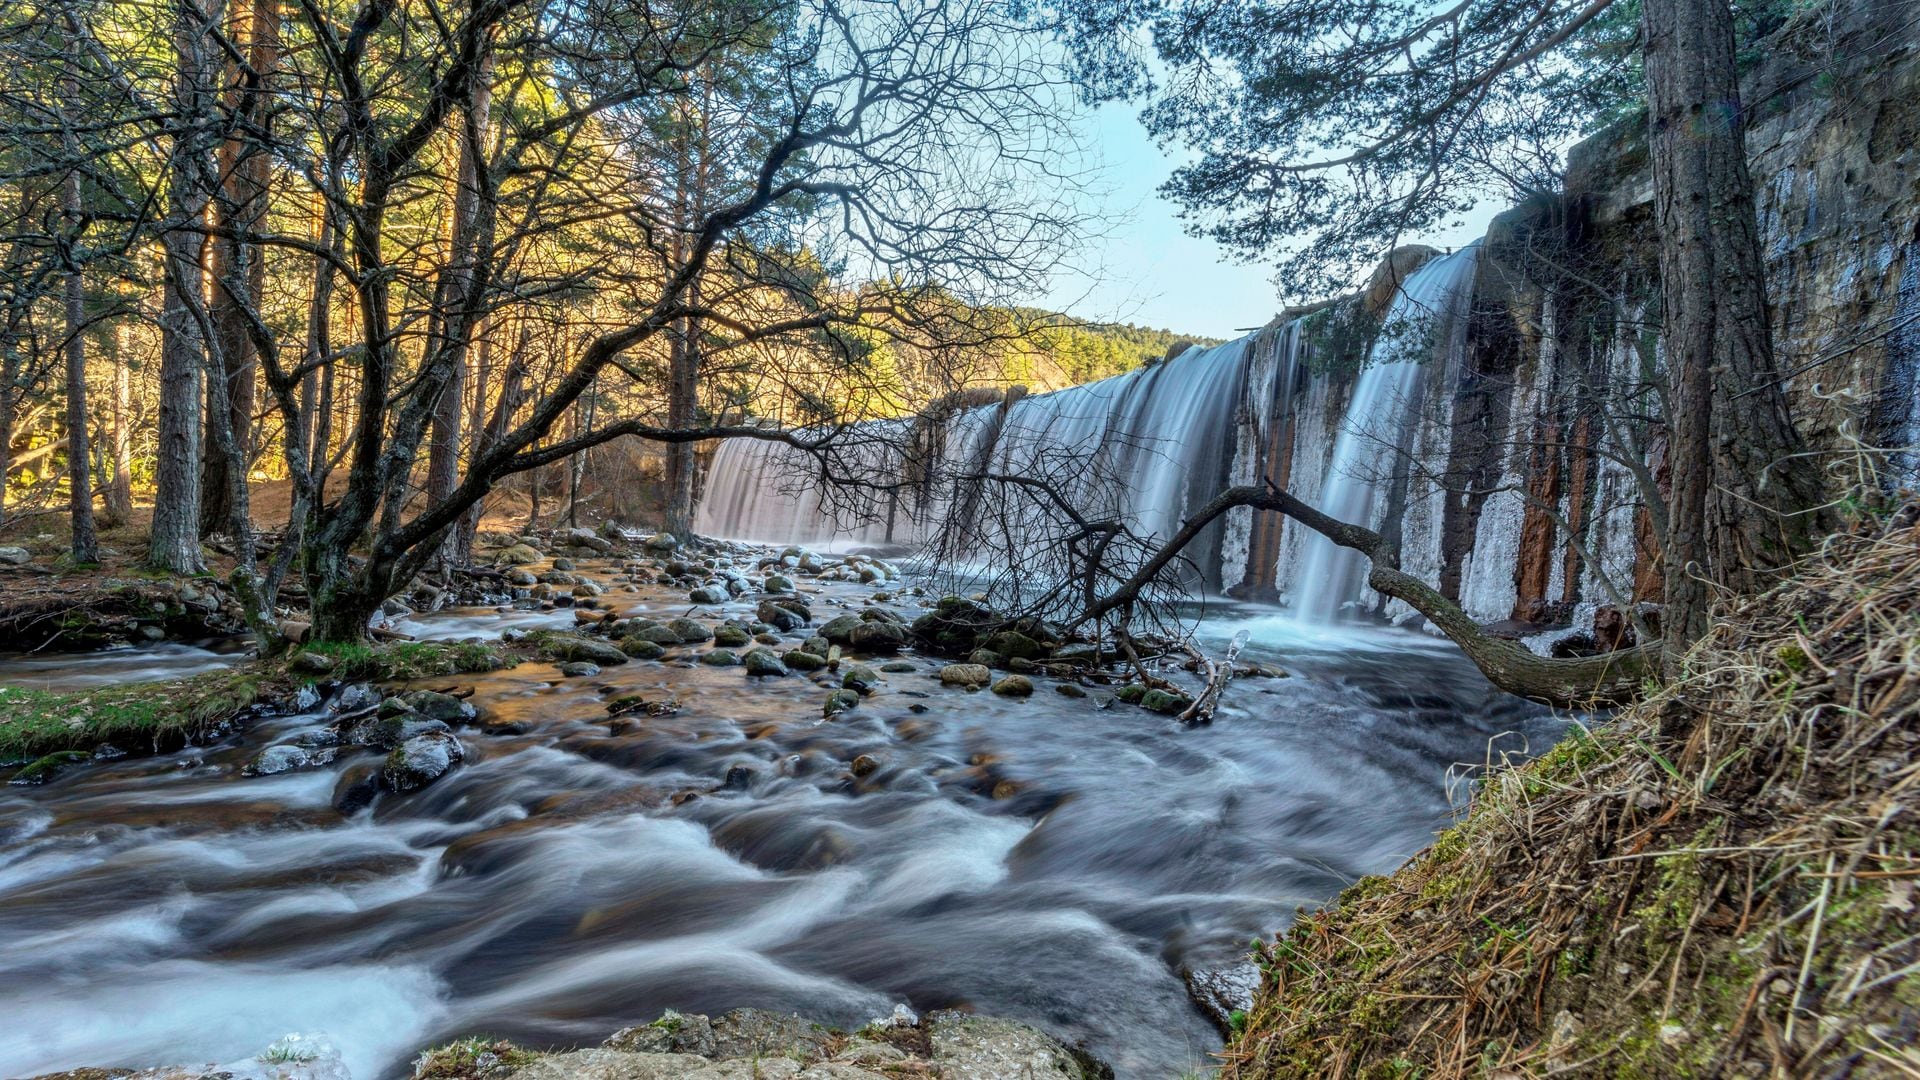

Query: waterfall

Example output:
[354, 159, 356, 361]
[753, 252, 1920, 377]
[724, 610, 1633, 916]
[1291, 244, 1482, 622]
[694, 338, 1253, 579]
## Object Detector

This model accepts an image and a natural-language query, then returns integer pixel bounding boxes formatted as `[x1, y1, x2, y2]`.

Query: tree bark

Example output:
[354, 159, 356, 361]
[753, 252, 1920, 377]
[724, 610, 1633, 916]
[104, 323, 134, 526]
[426, 49, 493, 568]
[60, 37, 97, 563]
[1641, 0, 1826, 653]
[148, 0, 220, 573]
[200, 0, 278, 536]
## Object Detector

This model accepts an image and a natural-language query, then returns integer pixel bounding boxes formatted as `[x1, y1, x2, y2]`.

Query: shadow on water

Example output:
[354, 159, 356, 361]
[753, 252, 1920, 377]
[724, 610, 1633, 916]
[0, 582, 1567, 1079]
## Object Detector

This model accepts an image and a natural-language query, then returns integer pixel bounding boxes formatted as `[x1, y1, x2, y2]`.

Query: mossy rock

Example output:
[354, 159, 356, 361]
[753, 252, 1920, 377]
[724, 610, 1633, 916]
[1114, 684, 1148, 704]
[497, 543, 542, 565]
[9, 749, 92, 785]
[618, 637, 668, 660]
[1139, 688, 1192, 715]
[701, 649, 741, 667]
[783, 649, 828, 671]
[713, 625, 752, 647]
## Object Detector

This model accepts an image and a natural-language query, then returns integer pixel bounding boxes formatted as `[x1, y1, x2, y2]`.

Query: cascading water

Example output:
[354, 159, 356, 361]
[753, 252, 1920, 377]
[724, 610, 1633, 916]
[1291, 245, 1482, 622]
[695, 337, 1252, 581]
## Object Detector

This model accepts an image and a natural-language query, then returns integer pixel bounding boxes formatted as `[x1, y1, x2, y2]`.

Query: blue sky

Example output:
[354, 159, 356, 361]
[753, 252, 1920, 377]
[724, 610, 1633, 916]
[1047, 102, 1500, 340]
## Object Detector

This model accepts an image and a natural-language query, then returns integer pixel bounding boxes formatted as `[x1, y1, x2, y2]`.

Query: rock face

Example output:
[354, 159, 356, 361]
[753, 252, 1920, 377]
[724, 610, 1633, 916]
[483, 1008, 1107, 1080]
[383, 730, 465, 793]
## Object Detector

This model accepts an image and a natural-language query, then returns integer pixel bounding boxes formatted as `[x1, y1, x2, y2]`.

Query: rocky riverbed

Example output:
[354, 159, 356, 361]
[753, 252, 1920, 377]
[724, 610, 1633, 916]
[0, 528, 1564, 1078]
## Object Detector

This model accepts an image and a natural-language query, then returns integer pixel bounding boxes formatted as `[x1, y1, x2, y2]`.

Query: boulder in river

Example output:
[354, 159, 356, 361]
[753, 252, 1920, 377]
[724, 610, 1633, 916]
[542, 633, 630, 666]
[497, 543, 542, 565]
[700, 649, 741, 667]
[384, 730, 465, 793]
[782, 649, 827, 671]
[712, 624, 752, 647]
[823, 689, 861, 716]
[667, 617, 713, 643]
[689, 585, 730, 605]
[939, 663, 992, 688]
[983, 630, 1044, 660]
[644, 532, 679, 552]
[618, 637, 668, 660]
[743, 647, 788, 677]
[841, 663, 882, 693]
[559, 661, 600, 677]
[244, 743, 336, 776]
[992, 674, 1034, 697]
[566, 527, 614, 553]
[818, 613, 862, 643]
[398, 689, 476, 723]
[848, 620, 908, 654]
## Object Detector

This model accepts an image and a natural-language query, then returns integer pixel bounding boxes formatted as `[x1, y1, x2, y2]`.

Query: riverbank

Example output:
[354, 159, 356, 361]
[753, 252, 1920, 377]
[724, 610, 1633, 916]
[1219, 501, 1920, 1076]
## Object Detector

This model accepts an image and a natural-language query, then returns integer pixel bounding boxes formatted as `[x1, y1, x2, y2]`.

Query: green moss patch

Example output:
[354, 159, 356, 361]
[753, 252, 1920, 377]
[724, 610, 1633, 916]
[297, 640, 507, 681]
[0, 668, 266, 765]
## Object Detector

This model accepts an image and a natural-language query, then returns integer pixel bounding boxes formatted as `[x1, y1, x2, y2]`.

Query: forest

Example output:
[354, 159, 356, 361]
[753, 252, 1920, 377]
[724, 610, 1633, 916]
[0, 0, 1915, 1076]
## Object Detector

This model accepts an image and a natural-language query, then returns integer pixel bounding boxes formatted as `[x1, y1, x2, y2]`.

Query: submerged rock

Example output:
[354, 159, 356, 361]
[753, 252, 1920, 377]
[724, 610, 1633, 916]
[244, 743, 337, 776]
[823, 689, 862, 717]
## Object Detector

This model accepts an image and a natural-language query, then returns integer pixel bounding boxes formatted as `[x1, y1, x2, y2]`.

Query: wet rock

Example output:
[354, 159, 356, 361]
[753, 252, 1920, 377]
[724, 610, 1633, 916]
[1139, 688, 1193, 715]
[629, 622, 685, 645]
[667, 618, 714, 643]
[644, 532, 680, 552]
[991, 674, 1034, 697]
[712, 625, 752, 648]
[618, 638, 668, 660]
[552, 557, 577, 571]
[398, 690, 476, 723]
[690, 585, 730, 605]
[544, 634, 631, 666]
[783, 649, 828, 671]
[507, 568, 539, 586]
[1055, 683, 1087, 699]
[848, 620, 908, 654]
[559, 661, 601, 677]
[1183, 962, 1262, 1037]
[763, 573, 795, 594]
[880, 661, 917, 673]
[244, 743, 337, 776]
[968, 648, 1001, 668]
[940, 663, 992, 688]
[909, 596, 1000, 655]
[743, 648, 788, 677]
[700, 649, 741, 667]
[818, 614, 863, 644]
[849, 753, 881, 777]
[841, 663, 882, 694]
[349, 711, 452, 750]
[331, 762, 383, 813]
[383, 730, 465, 793]
[1114, 684, 1148, 704]
[823, 689, 862, 717]
[983, 630, 1043, 660]
[1051, 642, 1101, 665]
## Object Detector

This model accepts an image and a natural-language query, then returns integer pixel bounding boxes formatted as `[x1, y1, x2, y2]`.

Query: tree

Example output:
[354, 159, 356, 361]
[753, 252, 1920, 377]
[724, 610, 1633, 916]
[1057, 0, 1826, 696]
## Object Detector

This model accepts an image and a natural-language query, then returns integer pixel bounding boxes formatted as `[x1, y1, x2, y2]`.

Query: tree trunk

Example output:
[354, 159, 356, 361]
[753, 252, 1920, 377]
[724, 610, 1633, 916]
[426, 52, 493, 568]
[663, 310, 700, 538]
[148, 0, 219, 573]
[60, 46, 97, 563]
[201, 0, 277, 537]
[0, 331, 19, 528]
[104, 323, 134, 526]
[1642, 0, 1825, 652]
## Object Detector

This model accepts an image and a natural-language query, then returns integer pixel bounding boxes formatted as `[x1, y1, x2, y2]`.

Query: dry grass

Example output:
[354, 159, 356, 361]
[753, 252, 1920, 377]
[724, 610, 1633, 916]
[1224, 498, 1920, 1078]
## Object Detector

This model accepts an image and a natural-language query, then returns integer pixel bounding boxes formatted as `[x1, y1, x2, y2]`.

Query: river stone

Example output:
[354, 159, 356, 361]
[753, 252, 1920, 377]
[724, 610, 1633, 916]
[939, 663, 992, 688]
[244, 743, 335, 776]
[546, 634, 630, 666]
[508, 568, 539, 586]
[498, 543, 541, 565]
[644, 532, 679, 552]
[968, 648, 1001, 668]
[763, 573, 795, 594]
[668, 618, 713, 643]
[1114, 684, 1148, 704]
[690, 585, 730, 605]
[700, 649, 741, 667]
[743, 648, 788, 677]
[631, 623, 684, 645]
[782, 649, 828, 671]
[399, 690, 475, 723]
[566, 527, 614, 552]
[384, 730, 465, 793]
[713, 625, 752, 647]
[1056, 683, 1088, 699]
[880, 661, 917, 673]
[818, 614, 862, 643]
[756, 599, 810, 631]
[823, 689, 861, 717]
[991, 674, 1034, 697]
[848, 620, 908, 654]
[926, 1011, 1101, 1079]
[850, 753, 881, 777]
[1052, 642, 1101, 665]
[909, 596, 999, 654]
[331, 762, 384, 813]
[1183, 961, 1262, 1036]
[559, 661, 600, 677]
[1139, 688, 1193, 715]
[619, 637, 668, 660]
[553, 557, 576, 571]
[841, 663, 882, 694]
[983, 630, 1044, 660]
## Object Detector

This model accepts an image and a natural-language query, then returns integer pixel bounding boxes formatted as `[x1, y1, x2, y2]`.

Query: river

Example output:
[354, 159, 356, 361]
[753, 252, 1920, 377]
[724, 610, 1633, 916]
[0, 560, 1563, 1079]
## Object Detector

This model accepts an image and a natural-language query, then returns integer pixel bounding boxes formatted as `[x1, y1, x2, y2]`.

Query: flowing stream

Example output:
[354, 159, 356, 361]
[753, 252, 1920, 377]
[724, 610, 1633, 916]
[0, 569, 1562, 1079]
